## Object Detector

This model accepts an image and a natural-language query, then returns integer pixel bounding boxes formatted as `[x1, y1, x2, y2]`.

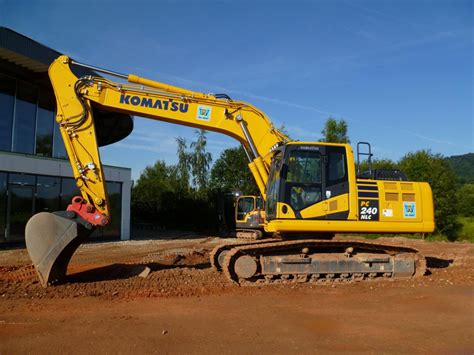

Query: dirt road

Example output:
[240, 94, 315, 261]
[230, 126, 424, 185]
[1, 236, 473, 354]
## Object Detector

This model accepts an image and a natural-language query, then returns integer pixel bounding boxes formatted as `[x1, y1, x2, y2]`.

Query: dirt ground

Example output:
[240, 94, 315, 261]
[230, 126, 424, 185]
[0, 235, 473, 354]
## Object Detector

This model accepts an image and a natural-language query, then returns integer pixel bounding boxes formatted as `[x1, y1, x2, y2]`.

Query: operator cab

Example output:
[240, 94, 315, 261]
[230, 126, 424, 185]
[266, 143, 348, 220]
[236, 195, 264, 228]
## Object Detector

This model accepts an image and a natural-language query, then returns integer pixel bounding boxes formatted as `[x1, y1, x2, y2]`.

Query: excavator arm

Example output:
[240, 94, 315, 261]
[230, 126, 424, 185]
[52, 55, 288, 224]
[26, 55, 287, 286]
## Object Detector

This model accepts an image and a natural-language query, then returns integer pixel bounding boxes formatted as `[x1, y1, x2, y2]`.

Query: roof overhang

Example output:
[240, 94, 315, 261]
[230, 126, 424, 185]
[0, 27, 133, 147]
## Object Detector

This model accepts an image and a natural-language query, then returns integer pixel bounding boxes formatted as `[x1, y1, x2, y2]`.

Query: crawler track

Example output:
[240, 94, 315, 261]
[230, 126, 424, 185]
[216, 239, 426, 286]
[210, 239, 278, 271]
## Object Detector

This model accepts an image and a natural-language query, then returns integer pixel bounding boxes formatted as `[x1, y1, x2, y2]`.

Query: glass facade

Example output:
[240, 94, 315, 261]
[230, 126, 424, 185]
[104, 181, 122, 237]
[0, 74, 127, 243]
[36, 176, 60, 213]
[0, 171, 122, 242]
[0, 173, 6, 240]
[13, 82, 37, 154]
[0, 74, 67, 158]
[0, 75, 15, 151]
[7, 174, 36, 241]
[36, 92, 55, 157]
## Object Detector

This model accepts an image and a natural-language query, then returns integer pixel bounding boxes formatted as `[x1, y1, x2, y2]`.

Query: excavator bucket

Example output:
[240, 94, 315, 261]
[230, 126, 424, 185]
[25, 212, 93, 287]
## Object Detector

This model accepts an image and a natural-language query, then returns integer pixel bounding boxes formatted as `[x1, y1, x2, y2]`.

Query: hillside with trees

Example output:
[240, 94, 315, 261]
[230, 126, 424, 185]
[446, 153, 474, 183]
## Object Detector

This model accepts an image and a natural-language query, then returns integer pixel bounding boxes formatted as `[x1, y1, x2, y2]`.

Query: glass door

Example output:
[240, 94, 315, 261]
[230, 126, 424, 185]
[6, 174, 35, 241]
[0, 173, 7, 241]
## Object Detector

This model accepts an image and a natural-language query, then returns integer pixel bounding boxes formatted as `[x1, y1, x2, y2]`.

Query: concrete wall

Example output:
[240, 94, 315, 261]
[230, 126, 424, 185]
[0, 151, 132, 240]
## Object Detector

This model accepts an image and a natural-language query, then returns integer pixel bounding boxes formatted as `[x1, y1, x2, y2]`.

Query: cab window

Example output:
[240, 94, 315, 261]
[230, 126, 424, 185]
[236, 197, 255, 221]
[265, 152, 282, 219]
[327, 149, 347, 185]
[285, 150, 322, 211]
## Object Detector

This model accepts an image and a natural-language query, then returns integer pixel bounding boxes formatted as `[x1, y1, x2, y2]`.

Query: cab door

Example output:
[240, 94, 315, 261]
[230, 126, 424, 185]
[276, 144, 349, 220]
[322, 145, 350, 220]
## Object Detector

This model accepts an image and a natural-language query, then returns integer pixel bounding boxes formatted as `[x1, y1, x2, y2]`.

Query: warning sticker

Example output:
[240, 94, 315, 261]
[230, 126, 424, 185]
[403, 202, 416, 218]
[383, 209, 393, 217]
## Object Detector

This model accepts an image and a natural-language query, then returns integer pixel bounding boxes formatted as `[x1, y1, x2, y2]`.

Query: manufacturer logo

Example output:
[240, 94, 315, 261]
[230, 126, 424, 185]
[197, 106, 211, 121]
[403, 202, 416, 218]
[119, 94, 189, 113]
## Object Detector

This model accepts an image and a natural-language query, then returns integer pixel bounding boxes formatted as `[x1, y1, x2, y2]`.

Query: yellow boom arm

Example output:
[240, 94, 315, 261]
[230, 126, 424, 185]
[49, 55, 287, 225]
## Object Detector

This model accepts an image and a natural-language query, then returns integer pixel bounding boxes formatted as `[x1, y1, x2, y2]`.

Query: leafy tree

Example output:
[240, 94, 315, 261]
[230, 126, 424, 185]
[446, 153, 474, 183]
[189, 130, 212, 191]
[210, 146, 259, 195]
[176, 137, 191, 190]
[398, 150, 460, 239]
[456, 183, 474, 217]
[131, 160, 183, 221]
[321, 117, 350, 143]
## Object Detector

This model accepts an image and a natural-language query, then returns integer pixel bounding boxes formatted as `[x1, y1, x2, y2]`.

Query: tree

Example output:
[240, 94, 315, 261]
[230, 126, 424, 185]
[176, 137, 191, 190]
[456, 183, 474, 217]
[189, 130, 212, 191]
[398, 150, 460, 239]
[131, 160, 183, 221]
[321, 117, 350, 143]
[210, 146, 259, 195]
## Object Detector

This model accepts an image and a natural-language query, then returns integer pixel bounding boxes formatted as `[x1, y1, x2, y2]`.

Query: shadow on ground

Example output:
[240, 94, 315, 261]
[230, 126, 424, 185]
[66, 262, 211, 284]
[426, 256, 454, 269]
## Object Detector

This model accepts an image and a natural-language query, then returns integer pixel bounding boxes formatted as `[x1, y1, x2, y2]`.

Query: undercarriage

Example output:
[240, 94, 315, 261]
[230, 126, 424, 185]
[211, 239, 426, 285]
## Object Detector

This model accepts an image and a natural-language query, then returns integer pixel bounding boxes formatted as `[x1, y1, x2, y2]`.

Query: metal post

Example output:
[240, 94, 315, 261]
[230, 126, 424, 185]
[70, 60, 128, 79]
[236, 115, 258, 159]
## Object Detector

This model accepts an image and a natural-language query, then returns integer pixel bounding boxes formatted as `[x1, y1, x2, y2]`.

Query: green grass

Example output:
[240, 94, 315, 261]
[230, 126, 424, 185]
[457, 216, 474, 242]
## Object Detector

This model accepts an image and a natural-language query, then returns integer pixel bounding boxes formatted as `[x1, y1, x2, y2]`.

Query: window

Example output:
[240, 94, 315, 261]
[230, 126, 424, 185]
[36, 92, 55, 157]
[0, 75, 15, 151]
[60, 177, 80, 209]
[13, 81, 37, 154]
[327, 148, 347, 186]
[36, 176, 60, 213]
[7, 174, 35, 241]
[103, 182, 122, 237]
[53, 120, 67, 159]
[265, 152, 282, 219]
[0, 173, 6, 240]
[285, 150, 322, 211]
[287, 150, 321, 184]
[236, 197, 255, 221]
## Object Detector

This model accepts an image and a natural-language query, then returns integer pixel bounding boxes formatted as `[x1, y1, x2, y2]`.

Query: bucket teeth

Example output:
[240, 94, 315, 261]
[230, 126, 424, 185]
[25, 212, 93, 287]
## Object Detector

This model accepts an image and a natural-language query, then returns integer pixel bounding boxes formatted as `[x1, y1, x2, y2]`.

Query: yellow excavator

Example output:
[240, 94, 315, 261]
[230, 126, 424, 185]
[25, 55, 435, 287]
[235, 195, 265, 239]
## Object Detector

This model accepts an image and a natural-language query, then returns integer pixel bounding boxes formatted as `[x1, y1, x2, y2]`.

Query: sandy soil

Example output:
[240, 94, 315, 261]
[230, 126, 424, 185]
[0, 235, 473, 354]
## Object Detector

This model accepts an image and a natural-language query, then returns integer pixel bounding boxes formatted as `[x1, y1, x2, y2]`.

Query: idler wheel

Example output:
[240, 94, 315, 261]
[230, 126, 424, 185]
[234, 255, 258, 279]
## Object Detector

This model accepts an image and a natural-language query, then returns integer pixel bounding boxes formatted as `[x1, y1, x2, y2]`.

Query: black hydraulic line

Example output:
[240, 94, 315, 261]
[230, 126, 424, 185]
[215, 93, 232, 101]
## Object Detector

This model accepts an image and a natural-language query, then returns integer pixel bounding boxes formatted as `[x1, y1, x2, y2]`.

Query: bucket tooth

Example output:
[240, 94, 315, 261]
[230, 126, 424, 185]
[25, 212, 93, 287]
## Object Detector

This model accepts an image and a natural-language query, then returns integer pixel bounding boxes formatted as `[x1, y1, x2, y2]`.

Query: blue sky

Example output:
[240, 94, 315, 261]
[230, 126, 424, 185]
[2, 0, 472, 180]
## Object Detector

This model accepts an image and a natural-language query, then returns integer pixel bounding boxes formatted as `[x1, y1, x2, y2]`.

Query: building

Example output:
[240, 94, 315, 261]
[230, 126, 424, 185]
[0, 27, 133, 243]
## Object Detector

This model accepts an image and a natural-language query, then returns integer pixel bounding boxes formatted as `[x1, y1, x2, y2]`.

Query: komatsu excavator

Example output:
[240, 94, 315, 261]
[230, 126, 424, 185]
[25, 55, 435, 287]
